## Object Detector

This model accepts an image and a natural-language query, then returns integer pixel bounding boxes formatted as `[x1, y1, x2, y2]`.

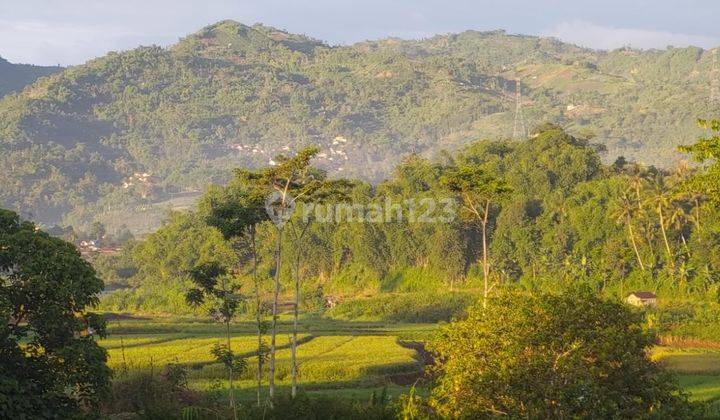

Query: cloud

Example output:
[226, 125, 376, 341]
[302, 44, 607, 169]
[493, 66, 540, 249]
[541, 20, 720, 50]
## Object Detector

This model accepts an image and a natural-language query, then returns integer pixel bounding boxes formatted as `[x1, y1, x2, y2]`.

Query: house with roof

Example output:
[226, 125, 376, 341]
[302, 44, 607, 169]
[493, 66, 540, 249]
[626, 291, 657, 307]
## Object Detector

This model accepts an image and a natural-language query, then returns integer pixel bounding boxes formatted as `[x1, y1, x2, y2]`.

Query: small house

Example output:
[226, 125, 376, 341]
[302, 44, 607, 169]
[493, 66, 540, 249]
[626, 291, 657, 307]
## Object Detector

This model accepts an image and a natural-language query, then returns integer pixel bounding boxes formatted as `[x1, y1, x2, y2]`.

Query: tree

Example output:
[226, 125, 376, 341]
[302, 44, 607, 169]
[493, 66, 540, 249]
[679, 119, 720, 204]
[186, 262, 247, 420]
[90, 221, 106, 242]
[0, 208, 111, 417]
[255, 147, 325, 399]
[285, 177, 352, 397]
[442, 165, 511, 307]
[199, 172, 269, 406]
[427, 289, 693, 418]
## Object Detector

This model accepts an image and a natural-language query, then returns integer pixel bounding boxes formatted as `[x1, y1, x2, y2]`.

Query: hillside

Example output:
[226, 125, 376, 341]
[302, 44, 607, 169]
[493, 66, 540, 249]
[0, 56, 62, 97]
[0, 20, 718, 231]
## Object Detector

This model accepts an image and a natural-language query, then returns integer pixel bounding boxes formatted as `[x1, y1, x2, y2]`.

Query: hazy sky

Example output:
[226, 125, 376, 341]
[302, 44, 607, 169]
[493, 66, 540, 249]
[1, 0, 719, 66]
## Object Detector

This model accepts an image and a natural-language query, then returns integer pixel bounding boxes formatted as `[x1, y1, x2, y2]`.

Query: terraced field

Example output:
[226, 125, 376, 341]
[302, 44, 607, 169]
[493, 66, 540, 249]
[101, 316, 432, 401]
[100, 316, 720, 407]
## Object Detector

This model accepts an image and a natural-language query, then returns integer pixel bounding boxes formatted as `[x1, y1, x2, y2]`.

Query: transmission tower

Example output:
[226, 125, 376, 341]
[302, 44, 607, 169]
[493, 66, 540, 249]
[711, 48, 719, 107]
[512, 78, 526, 138]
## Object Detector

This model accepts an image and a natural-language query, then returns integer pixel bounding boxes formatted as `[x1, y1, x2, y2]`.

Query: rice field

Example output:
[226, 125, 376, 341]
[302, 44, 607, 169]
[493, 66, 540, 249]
[652, 346, 720, 407]
[100, 316, 720, 405]
[101, 316, 430, 400]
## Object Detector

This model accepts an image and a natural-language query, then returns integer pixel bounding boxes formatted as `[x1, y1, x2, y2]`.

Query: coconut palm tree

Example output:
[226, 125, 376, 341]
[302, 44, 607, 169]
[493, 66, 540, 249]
[646, 174, 677, 271]
[615, 190, 645, 271]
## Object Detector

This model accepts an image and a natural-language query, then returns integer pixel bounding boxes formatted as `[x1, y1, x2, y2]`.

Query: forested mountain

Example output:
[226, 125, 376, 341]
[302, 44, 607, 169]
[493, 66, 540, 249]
[1, 20, 718, 230]
[0, 56, 62, 97]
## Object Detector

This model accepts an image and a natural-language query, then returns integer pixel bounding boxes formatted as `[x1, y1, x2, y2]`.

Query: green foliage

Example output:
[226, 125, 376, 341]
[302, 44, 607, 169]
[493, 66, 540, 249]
[427, 289, 694, 418]
[105, 367, 200, 418]
[0, 208, 111, 417]
[132, 212, 236, 285]
[246, 393, 397, 419]
[679, 119, 720, 204]
[210, 343, 248, 375]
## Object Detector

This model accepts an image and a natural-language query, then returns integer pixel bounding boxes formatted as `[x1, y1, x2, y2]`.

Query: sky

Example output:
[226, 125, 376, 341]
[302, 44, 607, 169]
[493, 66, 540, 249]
[1, 0, 719, 66]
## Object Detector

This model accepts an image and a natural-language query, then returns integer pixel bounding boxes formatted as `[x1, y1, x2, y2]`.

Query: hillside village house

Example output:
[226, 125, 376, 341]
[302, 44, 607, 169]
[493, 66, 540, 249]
[626, 291, 657, 307]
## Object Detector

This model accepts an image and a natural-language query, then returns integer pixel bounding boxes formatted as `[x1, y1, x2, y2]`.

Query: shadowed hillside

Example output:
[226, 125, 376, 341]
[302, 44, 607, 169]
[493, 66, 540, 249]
[0, 56, 62, 97]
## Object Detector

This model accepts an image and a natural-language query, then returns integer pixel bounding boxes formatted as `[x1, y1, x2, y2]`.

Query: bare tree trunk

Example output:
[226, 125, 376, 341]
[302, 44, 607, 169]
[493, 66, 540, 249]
[626, 215, 645, 271]
[482, 200, 490, 309]
[291, 252, 300, 397]
[290, 222, 310, 398]
[268, 227, 283, 400]
[658, 204, 674, 269]
[250, 228, 262, 407]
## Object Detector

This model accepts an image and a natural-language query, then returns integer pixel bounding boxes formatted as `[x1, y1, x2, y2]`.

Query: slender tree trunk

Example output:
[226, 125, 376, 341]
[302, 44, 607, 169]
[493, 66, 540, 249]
[250, 228, 263, 407]
[226, 321, 237, 420]
[268, 227, 283, 400]
[290, 222, 311, 398]
[657, 204, 674, 269]
[481, 200, 490, 309]
[626, 215, 645, 271]
[291, 251, 301, 397]
[694, 198, 701, 232]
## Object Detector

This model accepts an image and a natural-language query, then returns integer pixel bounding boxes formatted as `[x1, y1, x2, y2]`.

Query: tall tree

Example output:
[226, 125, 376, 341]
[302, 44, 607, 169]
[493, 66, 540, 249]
[285, 178, 352, 397]
[0, 209, 111, 417]
[647, 174, 676, 271]
[442, 165, 511, 307]
[257, 147, 324, 399]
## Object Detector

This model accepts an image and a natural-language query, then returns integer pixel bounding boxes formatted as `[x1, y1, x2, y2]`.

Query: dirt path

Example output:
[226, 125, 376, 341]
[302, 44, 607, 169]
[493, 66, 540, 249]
[387, 340, 434, 386]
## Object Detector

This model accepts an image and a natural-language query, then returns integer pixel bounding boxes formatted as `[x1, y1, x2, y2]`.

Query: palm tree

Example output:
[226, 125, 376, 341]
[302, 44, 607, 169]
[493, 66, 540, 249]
[646, 174, 676, 270]
[668, 201, 692, 259]
[615, 190, 645, 271]
[625, 168, 658, 264]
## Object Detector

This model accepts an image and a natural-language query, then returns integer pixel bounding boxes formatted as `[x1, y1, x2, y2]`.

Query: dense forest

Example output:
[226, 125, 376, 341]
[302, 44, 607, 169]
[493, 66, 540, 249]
[1, 20, 719, 232]
[96, 122, 720, 342]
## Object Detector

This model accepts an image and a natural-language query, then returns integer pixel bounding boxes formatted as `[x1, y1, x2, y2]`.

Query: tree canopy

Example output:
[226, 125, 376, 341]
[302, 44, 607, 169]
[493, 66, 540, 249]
[428, 289, 693, 418]
[0, 208, 110, 417]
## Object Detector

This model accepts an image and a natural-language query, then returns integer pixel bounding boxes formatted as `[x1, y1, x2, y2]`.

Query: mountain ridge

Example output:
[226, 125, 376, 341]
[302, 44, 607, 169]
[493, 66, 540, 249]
[0, 55, 63, 97]
[0, 20, 718, 231]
